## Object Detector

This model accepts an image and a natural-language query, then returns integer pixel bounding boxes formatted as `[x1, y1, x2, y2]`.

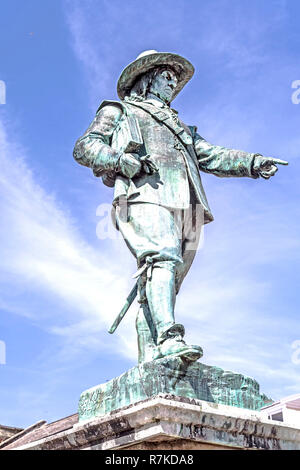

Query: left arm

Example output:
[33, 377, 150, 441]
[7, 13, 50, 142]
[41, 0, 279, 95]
[193, 131, 288, 179]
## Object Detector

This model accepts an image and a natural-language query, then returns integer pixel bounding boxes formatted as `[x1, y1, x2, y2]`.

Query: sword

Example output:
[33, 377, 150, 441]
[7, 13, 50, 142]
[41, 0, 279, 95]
[108, 258, 153, 334]
[108, 281, 138, 334]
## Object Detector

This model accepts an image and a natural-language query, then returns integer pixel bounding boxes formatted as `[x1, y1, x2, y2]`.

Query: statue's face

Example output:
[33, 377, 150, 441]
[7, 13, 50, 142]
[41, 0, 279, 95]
[149, 69, 178, 104]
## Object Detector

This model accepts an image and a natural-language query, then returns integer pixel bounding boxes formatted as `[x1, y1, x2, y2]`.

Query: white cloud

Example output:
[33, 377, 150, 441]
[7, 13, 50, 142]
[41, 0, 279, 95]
[65, 2, 114, 108]
[0, 117, 138, 362]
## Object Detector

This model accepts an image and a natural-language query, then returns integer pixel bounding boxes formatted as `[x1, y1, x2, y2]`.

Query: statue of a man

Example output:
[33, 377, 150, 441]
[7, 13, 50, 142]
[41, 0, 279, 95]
[73, 50, 287, 364]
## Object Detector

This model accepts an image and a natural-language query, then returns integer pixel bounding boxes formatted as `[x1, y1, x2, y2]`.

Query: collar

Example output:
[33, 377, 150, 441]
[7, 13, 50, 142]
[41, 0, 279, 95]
[144, 98, 178, 115]
[144, 97, 165, 108]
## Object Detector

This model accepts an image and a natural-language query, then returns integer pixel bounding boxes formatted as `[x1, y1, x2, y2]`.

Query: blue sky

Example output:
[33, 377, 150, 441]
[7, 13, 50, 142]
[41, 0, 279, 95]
[0, 0, 299, 427]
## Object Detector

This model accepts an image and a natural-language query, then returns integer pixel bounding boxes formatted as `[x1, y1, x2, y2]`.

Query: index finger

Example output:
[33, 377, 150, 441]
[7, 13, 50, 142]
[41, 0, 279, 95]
[271, 158, 289, 165]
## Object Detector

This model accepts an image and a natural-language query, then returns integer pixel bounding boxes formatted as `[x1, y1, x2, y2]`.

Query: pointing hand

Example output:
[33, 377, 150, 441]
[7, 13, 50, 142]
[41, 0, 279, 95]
[253, 155, 288, 179]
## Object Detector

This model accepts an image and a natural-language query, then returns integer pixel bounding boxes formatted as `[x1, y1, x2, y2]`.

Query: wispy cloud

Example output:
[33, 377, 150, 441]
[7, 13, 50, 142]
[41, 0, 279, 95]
[0, 115, 138, 363]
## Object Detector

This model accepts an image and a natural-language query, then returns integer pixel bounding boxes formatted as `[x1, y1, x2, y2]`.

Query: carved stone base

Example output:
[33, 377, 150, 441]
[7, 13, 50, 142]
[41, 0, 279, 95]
[4, 396, 300, 450]
[78, 358, 272, 422]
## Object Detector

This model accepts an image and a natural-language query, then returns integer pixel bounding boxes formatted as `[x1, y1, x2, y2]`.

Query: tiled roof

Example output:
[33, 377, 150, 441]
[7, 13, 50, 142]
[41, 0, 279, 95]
[0, 414, 78, 450]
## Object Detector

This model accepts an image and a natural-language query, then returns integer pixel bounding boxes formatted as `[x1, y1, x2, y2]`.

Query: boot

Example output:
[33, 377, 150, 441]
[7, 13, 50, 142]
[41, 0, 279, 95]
[146, 261, 203, 362]
[154, 323, 203, 361]
[145, 260, 176, 340]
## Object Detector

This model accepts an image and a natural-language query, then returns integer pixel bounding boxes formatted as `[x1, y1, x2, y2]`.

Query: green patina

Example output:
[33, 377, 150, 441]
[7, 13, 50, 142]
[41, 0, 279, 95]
[74, 51, 286, 419]
[78, 358, 272, 421]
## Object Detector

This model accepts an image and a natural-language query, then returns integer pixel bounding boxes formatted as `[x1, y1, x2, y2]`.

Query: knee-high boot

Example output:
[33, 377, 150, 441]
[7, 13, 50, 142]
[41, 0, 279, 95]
[145, 261, 177, 344]
[137, 259, 203, 362]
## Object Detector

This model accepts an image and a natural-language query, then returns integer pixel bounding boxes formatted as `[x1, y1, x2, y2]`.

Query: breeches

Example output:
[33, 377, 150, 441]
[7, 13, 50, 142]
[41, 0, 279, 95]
[115, 196, 203, 293]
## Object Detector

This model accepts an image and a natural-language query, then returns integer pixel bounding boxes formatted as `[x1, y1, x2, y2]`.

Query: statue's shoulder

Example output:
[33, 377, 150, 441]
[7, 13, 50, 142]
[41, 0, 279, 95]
[96, 99, 128, 116]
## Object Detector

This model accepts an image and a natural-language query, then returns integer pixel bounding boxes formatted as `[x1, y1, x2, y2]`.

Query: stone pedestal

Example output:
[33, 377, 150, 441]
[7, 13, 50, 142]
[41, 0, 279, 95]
[78, 358, 272, 422]
[7, 363, 300, 450]
[7, 395, 300, 450]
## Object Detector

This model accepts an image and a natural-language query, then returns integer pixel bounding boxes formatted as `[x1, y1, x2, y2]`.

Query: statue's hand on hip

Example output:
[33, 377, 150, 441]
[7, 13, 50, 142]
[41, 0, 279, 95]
[117, 153, 158, 179]
[140, 154, 159, 175]
[117, 153, 142, 178]
[253, 154, 288, 179]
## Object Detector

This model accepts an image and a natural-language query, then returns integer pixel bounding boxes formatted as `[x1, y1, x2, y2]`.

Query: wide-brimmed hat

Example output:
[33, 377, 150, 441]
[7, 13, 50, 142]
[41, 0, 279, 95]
[117, 50, 194, 100]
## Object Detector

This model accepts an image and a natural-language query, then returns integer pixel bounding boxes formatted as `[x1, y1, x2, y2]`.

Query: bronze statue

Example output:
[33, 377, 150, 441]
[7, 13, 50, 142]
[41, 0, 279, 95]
[73, 50, 287, 364]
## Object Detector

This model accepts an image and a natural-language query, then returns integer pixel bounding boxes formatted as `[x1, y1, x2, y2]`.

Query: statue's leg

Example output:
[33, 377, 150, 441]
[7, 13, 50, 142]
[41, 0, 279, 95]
[115, 201, 202, 362]
[145, 259, 178, 341]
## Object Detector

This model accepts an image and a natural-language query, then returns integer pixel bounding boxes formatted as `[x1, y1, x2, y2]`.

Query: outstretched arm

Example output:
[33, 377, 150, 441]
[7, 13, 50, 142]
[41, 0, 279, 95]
[193, 131, 288, 178]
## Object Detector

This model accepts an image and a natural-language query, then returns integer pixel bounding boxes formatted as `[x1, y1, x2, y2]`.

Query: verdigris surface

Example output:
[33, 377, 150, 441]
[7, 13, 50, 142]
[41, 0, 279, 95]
[78, 358, 272, 422]
[73, 50, 288, 364]
[74, 51, 286, 420]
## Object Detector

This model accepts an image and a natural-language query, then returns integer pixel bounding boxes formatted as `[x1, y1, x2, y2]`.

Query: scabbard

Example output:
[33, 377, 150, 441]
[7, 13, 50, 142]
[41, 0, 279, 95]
[108, 282, 138, 334]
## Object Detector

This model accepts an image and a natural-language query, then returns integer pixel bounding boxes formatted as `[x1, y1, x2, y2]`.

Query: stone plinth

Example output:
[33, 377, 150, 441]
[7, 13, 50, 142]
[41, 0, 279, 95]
[5, 395, 300, 450]
[78, 358, 272, 422]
